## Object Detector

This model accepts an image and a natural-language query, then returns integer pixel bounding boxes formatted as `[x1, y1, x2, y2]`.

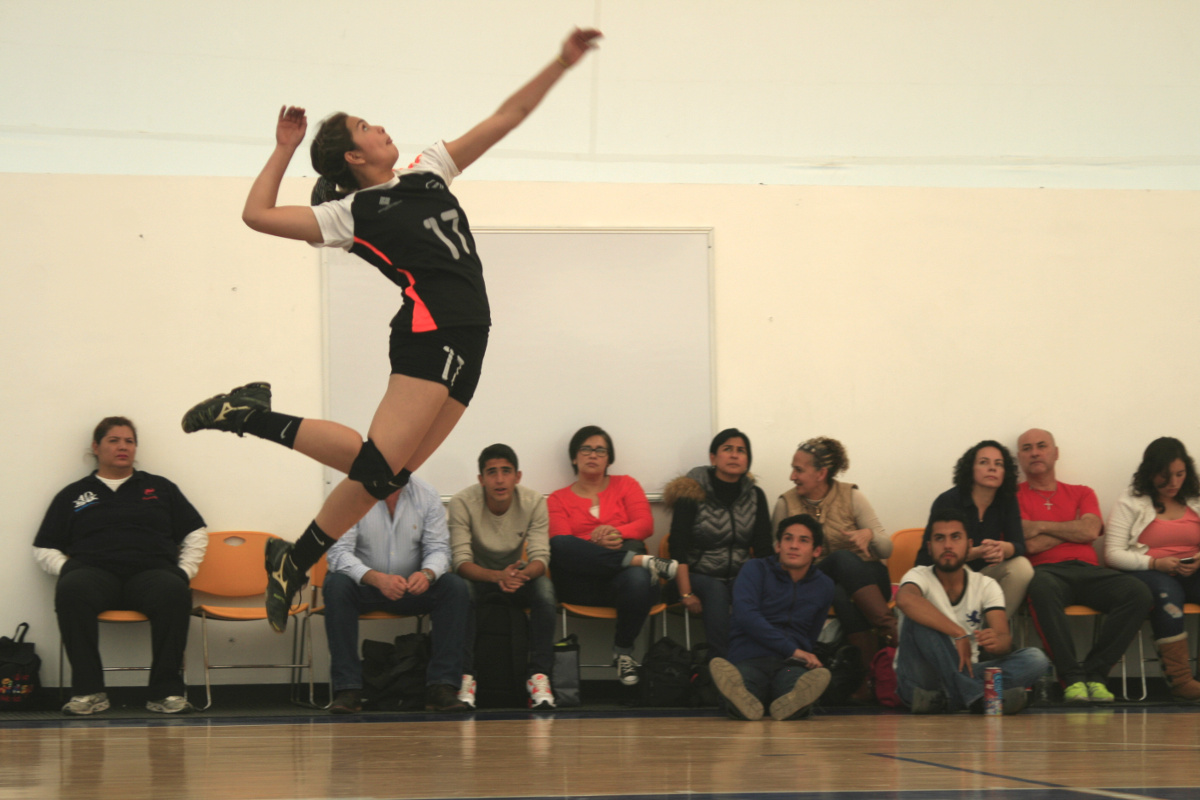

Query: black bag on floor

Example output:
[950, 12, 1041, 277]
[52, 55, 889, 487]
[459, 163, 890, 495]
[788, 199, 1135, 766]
[639, 636, 692, 707]
[473, 596, 530, 708]
[551, 634, 581, 707]
[813, 641, 866, 707]
[688, 642, 720, 708]
[362, 632, 430, 711]
[0, 623, 40, 709]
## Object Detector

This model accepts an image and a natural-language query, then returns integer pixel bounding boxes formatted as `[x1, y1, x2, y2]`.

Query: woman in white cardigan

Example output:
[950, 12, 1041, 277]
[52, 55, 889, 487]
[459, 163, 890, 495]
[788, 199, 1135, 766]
[1106, 437, 1200, 701]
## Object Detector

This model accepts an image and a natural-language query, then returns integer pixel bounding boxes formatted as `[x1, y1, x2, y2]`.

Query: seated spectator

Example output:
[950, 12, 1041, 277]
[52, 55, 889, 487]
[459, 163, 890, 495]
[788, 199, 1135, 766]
[662, 428, 772, 659]
[1018, 428, 1151, 704]
[449, 443, 557, 709]
[919, 440, 1033, 619]
[547, 425, 678, 686]
[708, 514, 833, 721]
[895, 508, 1048, 715]
[1106, 437, 1200, 702]
[771, 436, 894, 701]
[34, 416, 206, 716]
[324, 475, 471, 714]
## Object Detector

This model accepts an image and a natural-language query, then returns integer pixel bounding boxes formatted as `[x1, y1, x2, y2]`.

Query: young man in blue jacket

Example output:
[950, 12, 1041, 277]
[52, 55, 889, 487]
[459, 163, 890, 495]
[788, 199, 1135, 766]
[710, 513, 834, 720]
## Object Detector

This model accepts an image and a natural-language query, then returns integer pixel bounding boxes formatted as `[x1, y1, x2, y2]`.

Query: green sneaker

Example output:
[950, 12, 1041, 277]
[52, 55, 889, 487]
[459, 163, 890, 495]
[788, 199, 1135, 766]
[1063, 681, 1090, 702]
[181, 382, 271, 436]
[1086, 681, 1115, 702]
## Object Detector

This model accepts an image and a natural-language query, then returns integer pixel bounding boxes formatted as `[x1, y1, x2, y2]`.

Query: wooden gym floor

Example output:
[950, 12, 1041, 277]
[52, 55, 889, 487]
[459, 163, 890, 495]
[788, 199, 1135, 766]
[1, 704, 1198, 800]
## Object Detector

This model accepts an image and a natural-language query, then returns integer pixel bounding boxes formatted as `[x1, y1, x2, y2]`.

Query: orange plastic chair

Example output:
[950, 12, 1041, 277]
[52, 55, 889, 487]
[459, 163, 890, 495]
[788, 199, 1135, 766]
[190, 531, 311, 710]
[887, 527, 925, 588]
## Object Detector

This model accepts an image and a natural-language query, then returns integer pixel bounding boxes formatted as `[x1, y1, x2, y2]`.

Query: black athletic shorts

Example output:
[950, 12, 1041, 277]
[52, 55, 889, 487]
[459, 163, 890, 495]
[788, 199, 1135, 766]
[388, 324, 489, 406]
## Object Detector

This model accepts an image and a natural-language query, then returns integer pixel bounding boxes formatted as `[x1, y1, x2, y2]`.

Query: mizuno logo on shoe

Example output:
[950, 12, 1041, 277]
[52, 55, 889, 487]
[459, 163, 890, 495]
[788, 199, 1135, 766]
[214, 402, 250, 422]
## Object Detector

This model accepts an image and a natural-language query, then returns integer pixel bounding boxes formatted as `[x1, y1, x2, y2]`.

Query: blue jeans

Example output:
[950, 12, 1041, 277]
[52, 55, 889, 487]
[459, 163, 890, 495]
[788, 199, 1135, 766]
[896, 620, 1049, 711]
[549, 536, 655, 651]
[688, 573, 733, 658]
[725, 656, 812, 720]
[1128, 569, 1200, 640]
[463, 576, 558, 676]
[323, 571, 470, 692]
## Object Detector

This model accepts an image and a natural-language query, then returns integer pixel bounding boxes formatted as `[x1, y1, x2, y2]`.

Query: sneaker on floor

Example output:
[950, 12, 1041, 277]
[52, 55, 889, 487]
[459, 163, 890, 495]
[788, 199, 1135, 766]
[769, 668, 831, 721]
[640, 556, 679, 581]
[1086, 681, 1115, 702]
[613, 653, 640, 686]
[146, 695, 194, 714]
[909, 687, 948, 715]
[1063, 681, 1090, 703]
[527, 673, 556, 709]
[710, 657, 763, 721]
[1002, 687, 1030, 716]
[181, 381, 272, 436]
[425, 683, 469, 712]
[329, 689, 363, 715]
[264, 537, 306, 633]
[457, 675, 477, 709]
[62, 692, 110, 716]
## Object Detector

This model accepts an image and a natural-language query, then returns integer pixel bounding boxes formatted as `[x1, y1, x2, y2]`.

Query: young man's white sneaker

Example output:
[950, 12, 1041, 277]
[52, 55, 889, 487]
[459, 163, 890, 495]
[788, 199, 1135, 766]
[527, 673, 556, 709]
[146, 695, 194, 714]
[614, 653, 640, 686]
[62, 692, 110, 716]
[709, 658, 763, 721]
[457, 674, 477, 709]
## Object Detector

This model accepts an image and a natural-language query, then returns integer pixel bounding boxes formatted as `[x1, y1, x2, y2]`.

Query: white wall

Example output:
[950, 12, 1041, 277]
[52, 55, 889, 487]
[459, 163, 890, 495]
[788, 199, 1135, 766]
[2, 2, 1198, 188]
[2, 1, 1196, 685]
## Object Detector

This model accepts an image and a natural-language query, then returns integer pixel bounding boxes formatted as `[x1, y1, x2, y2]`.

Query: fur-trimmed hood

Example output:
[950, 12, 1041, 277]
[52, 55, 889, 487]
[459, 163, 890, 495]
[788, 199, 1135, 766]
[662, 465, 757, 508]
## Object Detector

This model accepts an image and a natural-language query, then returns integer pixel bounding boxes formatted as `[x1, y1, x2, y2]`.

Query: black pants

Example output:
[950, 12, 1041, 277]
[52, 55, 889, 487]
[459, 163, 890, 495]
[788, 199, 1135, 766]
[1025, 561, 1152, 685]
[819, 550, 891, 635]
[56, 562, 191, 698]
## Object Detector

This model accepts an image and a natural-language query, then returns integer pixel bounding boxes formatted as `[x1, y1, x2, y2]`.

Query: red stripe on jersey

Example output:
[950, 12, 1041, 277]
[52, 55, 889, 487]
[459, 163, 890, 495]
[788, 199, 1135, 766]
[352, 237, 438, 333]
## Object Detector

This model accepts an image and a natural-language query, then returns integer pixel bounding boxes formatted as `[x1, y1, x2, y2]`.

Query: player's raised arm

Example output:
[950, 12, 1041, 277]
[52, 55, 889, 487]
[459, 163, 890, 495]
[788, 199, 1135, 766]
[445, 27, 602, 172]
[242, 106, 323, 242]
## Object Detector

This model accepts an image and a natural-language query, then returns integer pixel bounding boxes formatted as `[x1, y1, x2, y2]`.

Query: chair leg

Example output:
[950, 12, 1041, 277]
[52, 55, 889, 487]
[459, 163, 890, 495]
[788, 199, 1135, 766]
[199, 613, 214, 711]
[683, 609, 691, 650]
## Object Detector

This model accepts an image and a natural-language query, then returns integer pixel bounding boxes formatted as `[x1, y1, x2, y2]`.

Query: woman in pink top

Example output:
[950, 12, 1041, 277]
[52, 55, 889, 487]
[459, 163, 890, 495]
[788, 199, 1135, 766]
[548, 425, 678, 686]
[1106, 437, 1200, 701]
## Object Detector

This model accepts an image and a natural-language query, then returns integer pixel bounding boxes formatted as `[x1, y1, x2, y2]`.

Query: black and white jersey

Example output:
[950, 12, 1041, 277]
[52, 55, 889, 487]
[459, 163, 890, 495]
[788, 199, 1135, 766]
[312, 142, 489, 333]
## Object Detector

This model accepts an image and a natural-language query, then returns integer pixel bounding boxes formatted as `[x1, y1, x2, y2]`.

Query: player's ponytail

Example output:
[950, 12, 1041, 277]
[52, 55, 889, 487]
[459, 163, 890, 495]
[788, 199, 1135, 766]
[309, 112, 358, 204]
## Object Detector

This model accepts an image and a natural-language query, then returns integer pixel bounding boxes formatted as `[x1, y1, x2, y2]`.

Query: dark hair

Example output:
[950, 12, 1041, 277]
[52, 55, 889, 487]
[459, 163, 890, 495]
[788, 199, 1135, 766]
[775, 513, 824, 549]
[93, 416, 137, 446]
[477, 443, 519, 475]
[310, 112, 359, 203]
[710, 428, 752, 468]
[1132, 436, 1200, 513]
[929, 506, 968, 529]
[796, 436, 848, 484]
[952, 440, 1017, 496]
[568, 425, 614, 475]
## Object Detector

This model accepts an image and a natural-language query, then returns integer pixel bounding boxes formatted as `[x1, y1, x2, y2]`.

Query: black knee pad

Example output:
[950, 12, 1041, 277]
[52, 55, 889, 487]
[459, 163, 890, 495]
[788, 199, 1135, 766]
[348, 439, 409, 500]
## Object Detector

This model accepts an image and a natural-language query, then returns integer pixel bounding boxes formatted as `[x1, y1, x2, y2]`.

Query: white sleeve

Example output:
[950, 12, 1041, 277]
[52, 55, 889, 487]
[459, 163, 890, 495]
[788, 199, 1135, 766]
[33, 546, 68, 576]
[177, 528, 208, 580]
[408, 141, 461, 183]
[310, 196, 357, 250]
[981, 574, 1006, 613]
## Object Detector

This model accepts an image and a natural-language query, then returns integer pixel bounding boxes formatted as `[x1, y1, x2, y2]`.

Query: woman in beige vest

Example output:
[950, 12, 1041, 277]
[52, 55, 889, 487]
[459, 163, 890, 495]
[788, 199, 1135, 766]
[772, 437, 893, 701]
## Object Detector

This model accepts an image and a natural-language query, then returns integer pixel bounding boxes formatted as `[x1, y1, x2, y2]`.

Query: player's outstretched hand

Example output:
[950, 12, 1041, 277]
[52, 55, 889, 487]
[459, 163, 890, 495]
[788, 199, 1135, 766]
[276, 105, 307, 150]
[560, 27, 603, 68]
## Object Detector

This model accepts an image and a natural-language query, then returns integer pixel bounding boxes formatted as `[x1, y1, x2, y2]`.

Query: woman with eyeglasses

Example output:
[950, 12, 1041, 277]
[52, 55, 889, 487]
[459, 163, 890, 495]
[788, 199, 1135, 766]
[547, 425, 678, 686]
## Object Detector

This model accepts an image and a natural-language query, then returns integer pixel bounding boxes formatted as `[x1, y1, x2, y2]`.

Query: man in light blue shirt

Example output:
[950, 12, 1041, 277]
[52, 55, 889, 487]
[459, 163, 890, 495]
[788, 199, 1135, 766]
[324, 474, 470, 713]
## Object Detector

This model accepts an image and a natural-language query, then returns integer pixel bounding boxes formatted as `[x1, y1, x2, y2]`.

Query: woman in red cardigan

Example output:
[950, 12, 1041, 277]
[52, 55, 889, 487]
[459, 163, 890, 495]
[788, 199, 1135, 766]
[548, 425, 678, 686]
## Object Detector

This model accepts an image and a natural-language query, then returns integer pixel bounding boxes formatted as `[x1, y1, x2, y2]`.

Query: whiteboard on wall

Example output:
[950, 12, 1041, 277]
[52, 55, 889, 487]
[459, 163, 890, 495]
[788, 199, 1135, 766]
[323, 228, 714, 499]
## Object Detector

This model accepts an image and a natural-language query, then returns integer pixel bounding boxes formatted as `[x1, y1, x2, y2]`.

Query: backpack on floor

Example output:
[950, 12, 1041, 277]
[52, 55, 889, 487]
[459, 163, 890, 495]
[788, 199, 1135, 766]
[0, 623, 40, 710]
[688, 642, 720, 708]
[473, 596, 530, 708]
[362, 632, 430, 711]
[871, 646, 902, 708]
[813, 642, 867, 707]
[639, 636, 693, 707]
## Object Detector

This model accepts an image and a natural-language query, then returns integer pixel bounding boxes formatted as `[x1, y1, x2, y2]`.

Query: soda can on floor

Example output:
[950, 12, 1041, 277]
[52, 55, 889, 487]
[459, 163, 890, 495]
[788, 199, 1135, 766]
[984, 667, 1003, 716]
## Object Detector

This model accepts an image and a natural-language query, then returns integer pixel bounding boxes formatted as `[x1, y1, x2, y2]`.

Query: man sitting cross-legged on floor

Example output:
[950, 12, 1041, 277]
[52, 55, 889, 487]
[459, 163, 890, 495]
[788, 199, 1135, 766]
[895, 507, 1049, 715]
[709, 513, 833, 721]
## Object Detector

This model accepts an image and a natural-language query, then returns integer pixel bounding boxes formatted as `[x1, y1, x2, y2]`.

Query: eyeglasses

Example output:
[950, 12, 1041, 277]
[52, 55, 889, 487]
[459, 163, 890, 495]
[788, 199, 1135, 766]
[578, 446, 609, 457]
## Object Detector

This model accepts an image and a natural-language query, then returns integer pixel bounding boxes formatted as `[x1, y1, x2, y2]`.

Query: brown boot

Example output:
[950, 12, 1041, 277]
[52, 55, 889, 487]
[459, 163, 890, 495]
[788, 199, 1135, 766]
[1157, 635, 1200, 702]
[846, 630, 878, 703]
[851, 585, 898, 647]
